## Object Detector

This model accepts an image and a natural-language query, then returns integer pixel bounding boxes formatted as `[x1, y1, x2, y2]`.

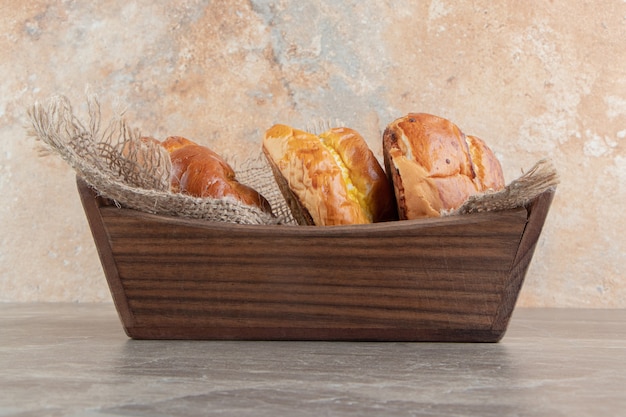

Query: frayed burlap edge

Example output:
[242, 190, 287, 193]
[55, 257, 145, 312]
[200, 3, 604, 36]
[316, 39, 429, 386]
[450, 158, 559, 216]
[228, 152, 297, 225]
[27, 95, 557, 225]
[27, 96, 285, 225]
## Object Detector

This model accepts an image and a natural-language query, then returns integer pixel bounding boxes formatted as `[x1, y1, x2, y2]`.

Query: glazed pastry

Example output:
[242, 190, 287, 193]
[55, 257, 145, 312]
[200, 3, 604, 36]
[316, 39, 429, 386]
[157, 136, 273, 214]
[382, 113, 505, 219]
[263, 124, 397, 226]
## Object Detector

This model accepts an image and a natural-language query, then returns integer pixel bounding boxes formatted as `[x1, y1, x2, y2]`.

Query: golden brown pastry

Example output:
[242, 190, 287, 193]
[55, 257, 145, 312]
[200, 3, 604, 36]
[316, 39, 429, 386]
[263, 124, 397, 226]
[156, 136, 273, 214]
[382, 113, 505, 219]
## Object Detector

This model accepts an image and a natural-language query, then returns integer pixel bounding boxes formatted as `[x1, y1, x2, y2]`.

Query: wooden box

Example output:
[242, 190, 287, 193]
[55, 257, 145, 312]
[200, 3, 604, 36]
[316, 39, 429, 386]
[78, 177, 554, 342]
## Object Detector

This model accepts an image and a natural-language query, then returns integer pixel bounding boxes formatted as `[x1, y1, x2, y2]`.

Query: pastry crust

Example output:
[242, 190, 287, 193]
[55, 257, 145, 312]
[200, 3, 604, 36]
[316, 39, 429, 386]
[383, 113, 504, 219]
[159, 136, 272, 214]
[263, 124, 396, 226]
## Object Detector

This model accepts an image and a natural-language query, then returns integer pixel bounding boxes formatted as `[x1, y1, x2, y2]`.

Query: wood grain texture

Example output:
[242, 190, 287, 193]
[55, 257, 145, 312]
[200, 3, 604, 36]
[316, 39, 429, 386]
[77, 181, 135, 335]
[491, 189, 555, 333]
[77, 177, 553, 342]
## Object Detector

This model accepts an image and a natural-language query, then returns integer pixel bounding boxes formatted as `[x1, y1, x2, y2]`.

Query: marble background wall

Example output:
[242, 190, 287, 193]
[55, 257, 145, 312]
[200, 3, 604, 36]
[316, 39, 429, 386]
[1, 1, 624, 307]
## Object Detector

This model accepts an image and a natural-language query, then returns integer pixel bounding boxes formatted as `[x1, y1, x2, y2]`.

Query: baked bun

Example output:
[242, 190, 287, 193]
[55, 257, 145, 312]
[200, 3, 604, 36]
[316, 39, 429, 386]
[263, 124, 397, 226]
[158, 136, 273, 214]
[382, 113, 505, 219]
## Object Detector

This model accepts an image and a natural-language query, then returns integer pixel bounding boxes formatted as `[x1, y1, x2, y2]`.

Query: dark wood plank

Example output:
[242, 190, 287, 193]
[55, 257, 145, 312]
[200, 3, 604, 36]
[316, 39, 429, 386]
[76, 178, 135, 334]
[77, 177, 552, 341]
[491, 189, 556, 335]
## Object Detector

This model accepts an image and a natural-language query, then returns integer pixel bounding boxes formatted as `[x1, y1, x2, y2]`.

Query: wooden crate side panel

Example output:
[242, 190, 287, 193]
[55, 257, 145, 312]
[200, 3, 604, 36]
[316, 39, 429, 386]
[98, 206, 526, 339]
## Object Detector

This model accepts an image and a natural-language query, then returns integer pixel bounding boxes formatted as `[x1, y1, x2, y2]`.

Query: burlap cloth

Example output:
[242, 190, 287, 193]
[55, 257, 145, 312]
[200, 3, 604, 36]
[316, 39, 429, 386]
[28, 96, 558, 225]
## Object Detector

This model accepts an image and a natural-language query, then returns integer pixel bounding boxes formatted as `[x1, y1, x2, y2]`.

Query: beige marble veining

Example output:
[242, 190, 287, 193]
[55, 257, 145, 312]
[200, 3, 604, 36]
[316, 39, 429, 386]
[0, 1, 624, 306]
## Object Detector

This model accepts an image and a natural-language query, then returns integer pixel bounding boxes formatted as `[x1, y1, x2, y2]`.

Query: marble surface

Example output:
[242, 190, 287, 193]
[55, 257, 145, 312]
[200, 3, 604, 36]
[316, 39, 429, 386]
[1, 1, 625, 307]
[1, 303, 625, 416]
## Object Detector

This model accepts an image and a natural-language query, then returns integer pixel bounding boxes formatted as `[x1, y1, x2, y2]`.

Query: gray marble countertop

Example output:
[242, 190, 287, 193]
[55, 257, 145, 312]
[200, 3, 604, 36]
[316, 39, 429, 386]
[1, 303, 625, 417]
